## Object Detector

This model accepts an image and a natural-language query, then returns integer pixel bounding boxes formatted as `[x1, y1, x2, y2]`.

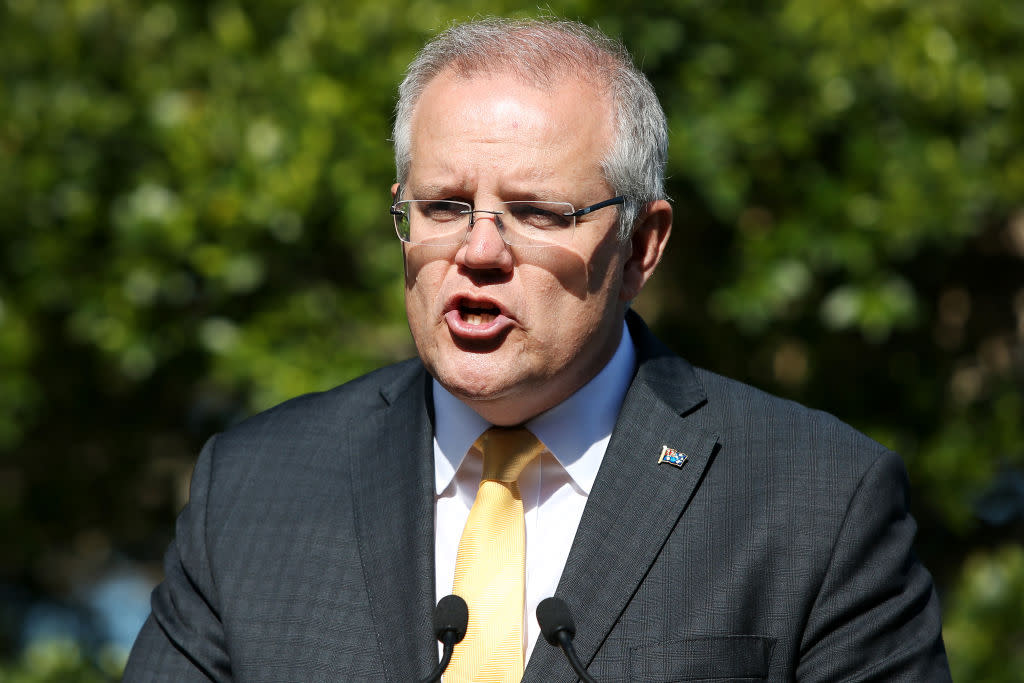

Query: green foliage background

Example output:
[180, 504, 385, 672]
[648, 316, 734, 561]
[1, 0, 1022, 679]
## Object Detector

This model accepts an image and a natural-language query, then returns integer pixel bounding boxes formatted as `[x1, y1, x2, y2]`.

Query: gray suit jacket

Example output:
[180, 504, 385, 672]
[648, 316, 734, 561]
[124, 314, 950, 681]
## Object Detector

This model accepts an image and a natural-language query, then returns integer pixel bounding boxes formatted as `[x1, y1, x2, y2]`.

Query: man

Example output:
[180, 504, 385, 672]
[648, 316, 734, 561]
[125, 17, 950, 682]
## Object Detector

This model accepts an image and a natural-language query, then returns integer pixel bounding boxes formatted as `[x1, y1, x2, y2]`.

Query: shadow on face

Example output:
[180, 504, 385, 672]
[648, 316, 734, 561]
[402, 224, 625, 303]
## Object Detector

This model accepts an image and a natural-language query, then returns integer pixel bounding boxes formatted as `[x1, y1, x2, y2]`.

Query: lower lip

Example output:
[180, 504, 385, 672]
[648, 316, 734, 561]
[444, 309, 515, 340]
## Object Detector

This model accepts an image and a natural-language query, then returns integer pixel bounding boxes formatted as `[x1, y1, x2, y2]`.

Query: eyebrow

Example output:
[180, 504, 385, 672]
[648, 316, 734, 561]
[406, 183, 565, 203]
[406, 164, 562, 200]
[405, 183, 465, 199]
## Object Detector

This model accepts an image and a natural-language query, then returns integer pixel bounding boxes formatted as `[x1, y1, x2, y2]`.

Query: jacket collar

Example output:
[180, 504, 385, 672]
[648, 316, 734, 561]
[524, 311, 720, 680]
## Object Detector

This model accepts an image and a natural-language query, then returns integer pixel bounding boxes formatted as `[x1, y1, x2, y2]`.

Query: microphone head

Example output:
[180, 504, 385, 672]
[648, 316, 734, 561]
[434, 594, 469, 643]
[536, 597, 575, 645]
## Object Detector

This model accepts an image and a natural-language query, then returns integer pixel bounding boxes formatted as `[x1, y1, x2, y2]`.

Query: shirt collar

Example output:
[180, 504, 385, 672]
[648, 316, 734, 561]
[433, 320, 636, 495]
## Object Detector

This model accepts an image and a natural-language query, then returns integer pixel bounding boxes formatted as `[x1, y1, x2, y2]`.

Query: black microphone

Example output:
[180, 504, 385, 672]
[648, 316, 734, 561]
[536, 597, 599, 683]
[421, 594, 468, 683]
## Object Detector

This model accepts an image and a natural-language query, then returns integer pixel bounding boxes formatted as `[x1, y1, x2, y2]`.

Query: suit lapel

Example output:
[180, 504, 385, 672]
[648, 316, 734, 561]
[350, 365, 438, 682]
[525, 314, 720, 681]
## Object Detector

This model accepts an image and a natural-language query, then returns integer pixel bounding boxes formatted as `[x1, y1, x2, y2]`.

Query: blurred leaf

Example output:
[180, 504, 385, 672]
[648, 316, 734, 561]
[943, 545, 1024, 683]
[1, 0, 1021, 678]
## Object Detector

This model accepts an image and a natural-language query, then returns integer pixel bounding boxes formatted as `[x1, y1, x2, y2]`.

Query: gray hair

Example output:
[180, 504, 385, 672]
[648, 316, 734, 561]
[393, 17, 668, 239]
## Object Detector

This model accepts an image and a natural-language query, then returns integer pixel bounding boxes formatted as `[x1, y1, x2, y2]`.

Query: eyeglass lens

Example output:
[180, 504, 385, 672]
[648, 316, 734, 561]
[393, 200, 578, 247]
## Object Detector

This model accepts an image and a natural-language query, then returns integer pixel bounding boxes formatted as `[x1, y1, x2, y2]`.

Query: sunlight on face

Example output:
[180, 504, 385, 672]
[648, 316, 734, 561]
[401, 70, 633, 425]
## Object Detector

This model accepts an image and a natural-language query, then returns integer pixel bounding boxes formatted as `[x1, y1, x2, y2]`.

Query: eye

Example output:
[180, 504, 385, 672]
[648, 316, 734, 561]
[419, 200, 468, 222]
[505, 202, 573, 230]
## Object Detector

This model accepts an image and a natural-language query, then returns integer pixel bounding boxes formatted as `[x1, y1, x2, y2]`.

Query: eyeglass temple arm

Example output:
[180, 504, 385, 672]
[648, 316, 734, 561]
[566, 196, 626, 217]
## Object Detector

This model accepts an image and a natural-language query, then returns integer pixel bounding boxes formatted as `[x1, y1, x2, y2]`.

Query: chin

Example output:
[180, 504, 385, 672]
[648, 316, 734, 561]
[417, 329, 514, 391]
[434, 361, 515, 403]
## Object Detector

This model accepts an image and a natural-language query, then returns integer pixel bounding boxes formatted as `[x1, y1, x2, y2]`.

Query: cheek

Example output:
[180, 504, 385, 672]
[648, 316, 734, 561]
[403, 244, 452, 294]
[405, 255, 447, 303]
[522, 272, 601, 342]
[404, 263, 448, 340]
[588, 241, 629, 296]
[524, 247, 589, 301]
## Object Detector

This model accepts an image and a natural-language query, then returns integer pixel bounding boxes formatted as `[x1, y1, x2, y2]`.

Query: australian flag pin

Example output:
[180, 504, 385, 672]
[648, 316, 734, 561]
[658, 445, 688, 468]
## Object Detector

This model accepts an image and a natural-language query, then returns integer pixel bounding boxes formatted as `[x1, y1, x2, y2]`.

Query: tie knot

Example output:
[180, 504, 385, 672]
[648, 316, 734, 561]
[476, 427, 545, 483]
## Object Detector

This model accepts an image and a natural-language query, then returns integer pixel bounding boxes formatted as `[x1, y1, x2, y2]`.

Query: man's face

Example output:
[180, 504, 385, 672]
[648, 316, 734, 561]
[400, 69, 662, 425]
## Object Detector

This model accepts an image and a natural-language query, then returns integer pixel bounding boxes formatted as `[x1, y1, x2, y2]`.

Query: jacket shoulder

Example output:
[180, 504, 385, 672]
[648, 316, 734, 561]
[692, 366, 894, 473]
[211, 357, 427, 451]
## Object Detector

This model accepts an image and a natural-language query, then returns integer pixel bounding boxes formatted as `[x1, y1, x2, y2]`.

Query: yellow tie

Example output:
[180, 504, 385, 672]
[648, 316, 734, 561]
[448, 427, 546, 683]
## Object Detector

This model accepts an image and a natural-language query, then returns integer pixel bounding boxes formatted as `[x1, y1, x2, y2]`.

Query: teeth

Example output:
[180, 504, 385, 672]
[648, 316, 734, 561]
[463, 311, 497, 325]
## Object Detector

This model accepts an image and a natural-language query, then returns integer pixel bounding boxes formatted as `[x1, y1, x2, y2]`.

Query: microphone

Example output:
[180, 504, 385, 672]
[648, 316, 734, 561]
[421, 594, 468, 683]
[536, 597, 599, 683]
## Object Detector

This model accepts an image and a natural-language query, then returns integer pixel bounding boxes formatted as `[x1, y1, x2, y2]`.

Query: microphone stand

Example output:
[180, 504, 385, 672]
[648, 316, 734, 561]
[421, 595, 468, 683]
[421, 629, 459, 683]
[537, 597, 599, 683]
[550, 629, 598, 683]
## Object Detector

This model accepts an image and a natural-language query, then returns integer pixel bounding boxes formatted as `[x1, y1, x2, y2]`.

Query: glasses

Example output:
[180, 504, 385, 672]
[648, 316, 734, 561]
[390, 193, 624, 247]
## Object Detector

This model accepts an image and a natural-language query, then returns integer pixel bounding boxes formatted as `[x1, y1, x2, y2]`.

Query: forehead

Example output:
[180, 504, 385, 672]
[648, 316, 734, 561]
[406, 69, 614, 194]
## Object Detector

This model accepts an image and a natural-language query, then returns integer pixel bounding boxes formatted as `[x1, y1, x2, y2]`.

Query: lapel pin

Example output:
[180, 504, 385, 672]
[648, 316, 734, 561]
[658, 445, 688, 468]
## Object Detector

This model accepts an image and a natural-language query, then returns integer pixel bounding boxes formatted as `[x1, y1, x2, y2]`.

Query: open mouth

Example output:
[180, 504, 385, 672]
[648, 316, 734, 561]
[460, 303, 500, 326]
[444, 296, 513, 342]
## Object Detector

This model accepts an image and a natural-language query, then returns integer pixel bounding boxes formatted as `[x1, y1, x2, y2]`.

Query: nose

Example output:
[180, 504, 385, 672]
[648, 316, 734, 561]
[456, 213, 513, 271]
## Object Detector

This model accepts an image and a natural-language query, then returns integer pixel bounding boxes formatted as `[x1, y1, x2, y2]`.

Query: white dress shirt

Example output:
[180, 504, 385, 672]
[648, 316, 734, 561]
[433, 321, 636, 663]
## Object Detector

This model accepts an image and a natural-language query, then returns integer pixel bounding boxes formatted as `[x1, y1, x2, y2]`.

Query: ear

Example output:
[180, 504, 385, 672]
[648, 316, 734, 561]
[620, 199, 672, 302]
[391, 182, 400, 200]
